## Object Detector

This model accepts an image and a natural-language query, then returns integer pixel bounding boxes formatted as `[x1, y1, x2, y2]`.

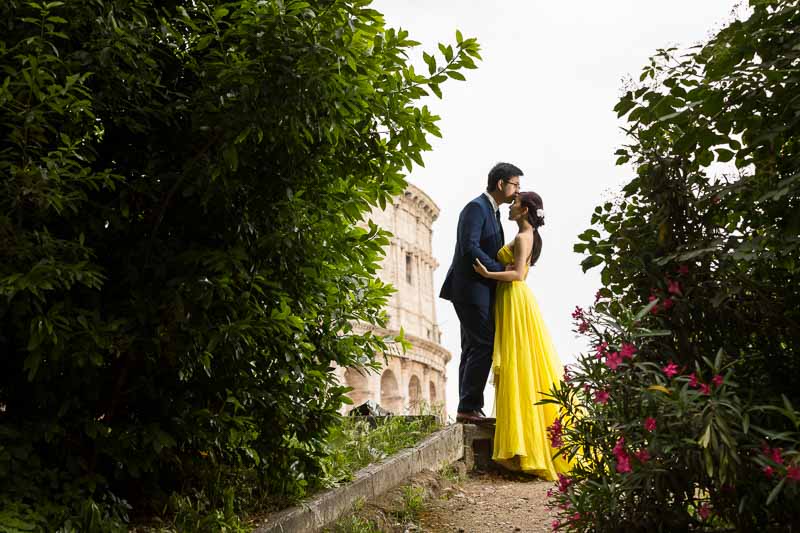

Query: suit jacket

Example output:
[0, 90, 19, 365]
[439, 194, 505, 308]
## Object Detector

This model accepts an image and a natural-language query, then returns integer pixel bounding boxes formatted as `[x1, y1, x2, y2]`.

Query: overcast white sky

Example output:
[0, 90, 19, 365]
[371, 0, 741, 418]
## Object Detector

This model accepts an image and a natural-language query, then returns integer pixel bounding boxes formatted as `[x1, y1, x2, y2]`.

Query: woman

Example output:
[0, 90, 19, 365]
[473, 191, 569, 480]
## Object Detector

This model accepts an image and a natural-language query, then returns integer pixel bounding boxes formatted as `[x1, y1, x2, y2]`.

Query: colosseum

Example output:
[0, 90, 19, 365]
[334, 184, 451, 415]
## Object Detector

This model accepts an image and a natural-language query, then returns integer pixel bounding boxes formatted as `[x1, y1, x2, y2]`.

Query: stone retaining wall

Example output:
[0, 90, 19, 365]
[254, 423, 463, 533]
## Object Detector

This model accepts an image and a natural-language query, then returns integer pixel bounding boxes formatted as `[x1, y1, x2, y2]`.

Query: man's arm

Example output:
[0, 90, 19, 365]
[457, 202, 504, 272]
[473, 233, 531, 282]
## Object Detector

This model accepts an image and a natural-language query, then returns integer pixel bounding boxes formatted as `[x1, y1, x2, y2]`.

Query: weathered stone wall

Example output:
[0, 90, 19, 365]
[336, 185, 450, 415]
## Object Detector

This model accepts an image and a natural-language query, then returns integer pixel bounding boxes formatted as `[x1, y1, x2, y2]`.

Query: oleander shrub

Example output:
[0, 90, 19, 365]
[551, 0, 800, 530]
[545, 305, 800, 531]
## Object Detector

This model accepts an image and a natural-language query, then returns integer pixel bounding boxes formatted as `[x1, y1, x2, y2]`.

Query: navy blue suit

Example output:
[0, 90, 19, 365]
[440, 194, 505, 413]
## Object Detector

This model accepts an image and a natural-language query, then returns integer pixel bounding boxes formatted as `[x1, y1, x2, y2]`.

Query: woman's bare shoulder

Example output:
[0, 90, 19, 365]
[514, 230, 534, 244]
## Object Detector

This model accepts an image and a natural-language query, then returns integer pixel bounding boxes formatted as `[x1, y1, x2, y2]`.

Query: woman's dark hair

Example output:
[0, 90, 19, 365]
[518, 191, 544, 266]
[486, 162, 523, 192]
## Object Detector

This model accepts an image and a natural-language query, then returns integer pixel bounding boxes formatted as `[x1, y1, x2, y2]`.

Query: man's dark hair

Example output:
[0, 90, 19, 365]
[486, 162, 524, 192]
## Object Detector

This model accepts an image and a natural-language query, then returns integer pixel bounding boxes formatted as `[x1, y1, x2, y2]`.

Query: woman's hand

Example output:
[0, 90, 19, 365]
[505, 264, 515, 271]
[473, 258, 490, 278]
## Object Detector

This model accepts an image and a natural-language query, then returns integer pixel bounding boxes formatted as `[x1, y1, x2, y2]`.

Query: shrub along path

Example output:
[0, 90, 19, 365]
[419, 471, 556, 532]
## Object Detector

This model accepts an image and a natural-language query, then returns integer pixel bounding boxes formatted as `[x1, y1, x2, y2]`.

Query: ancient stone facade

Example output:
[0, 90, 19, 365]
[334, 184, 451, 414]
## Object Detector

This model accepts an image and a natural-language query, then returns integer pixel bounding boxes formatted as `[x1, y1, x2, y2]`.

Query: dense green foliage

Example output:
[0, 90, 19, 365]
[577, 0, 800, 398]
[551, 0, 800, 530]
[0, 0, 479, 529]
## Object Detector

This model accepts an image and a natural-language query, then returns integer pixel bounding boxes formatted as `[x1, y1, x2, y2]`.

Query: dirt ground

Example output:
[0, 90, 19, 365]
[418, 471, 557, 533]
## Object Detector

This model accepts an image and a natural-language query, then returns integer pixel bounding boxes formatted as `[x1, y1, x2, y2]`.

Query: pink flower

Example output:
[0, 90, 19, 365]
[712, 374, 724, 387]
[787, 466, 800, 482]
[667, 279, 682, 296]
[698, 503, 711, 520]
[770, 447, 784, 465]
[551, 519, 560, 531]
[546, 489, 554, 498]
[620, 343, 637, 359]
[594, 390, 610, 404]
[688, 373, 698, 388]
[578, 320, 590, 333]
[662, 297, 674, 311]
[569, 512, 581, 522]
[594, 341, 608, 359]
[571, 306, 584, 320]
[595, 290, 603, 303]
[648, 295, 660, 314]
[613, 436, 626, 457]
[605, 351, 623, 371]
[548, 419, 564, 448]
[662, 361, 679, 378]
[635, 449, 651, 463]
[763, 466, 775, 478]
[677, 264, 689, 275]
[699, 383, 711, 395]
[644, 417, 657, 432]
[616, 454, 632, 473]
[612, 436, 631, 472]
[557, 473, 572, 493]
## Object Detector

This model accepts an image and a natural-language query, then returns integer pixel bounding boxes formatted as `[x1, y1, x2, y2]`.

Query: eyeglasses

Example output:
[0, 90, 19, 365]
[503, 179, 520, 189]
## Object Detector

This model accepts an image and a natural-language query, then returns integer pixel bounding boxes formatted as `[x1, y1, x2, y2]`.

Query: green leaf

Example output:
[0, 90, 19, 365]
[438, 43, 453, 62]
[580, 255, 603, 272]
[634, 299, 659, 321]
[716, 148, 734, 162]
[423, 51, 436, 75]
[766, 478, 786, 506]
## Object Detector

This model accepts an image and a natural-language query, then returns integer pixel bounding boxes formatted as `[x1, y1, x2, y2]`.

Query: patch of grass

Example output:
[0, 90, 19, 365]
[440, 463, 466, 484]
[327, 515, 381, 533]
[319, 414, 440, 488]
[392, 485, 425, 524]
[130, 464, 275, 533]
[323, 498, 382, 533]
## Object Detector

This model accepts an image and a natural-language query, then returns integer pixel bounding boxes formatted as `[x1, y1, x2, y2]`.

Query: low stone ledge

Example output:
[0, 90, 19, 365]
[254, 423, 463, 533]
[462, 420, 497, 472]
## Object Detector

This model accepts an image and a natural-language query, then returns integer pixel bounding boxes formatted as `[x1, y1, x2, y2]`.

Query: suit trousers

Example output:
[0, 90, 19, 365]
[453, 301, 494, 413]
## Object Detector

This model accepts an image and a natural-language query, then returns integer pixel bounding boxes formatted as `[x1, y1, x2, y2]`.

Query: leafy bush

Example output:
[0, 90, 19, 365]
[552, 0, 800, 529]
[0, 0, 479, 529]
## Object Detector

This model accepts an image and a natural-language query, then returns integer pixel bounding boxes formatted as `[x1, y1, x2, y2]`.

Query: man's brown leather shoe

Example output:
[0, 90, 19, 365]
[456, 410, 486, 423]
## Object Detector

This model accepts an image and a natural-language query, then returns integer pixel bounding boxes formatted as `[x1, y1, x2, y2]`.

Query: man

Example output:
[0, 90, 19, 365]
[440, 162, 522, 423]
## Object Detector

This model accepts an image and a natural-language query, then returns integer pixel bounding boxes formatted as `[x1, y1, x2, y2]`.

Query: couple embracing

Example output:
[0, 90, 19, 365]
[440, 162, 569, 480]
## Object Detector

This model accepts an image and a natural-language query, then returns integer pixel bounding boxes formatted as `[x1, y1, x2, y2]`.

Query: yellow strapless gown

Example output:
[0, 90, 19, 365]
[492, 244, 570, 480]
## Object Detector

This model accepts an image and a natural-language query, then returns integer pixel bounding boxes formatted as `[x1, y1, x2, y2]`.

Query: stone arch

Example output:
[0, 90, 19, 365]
[408, 375, 422, 413]
[380, 370, 402, 414]
[343, 368, 370, 409]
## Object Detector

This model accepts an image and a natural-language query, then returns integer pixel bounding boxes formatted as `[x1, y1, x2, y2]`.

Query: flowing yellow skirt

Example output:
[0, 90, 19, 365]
[492, 278, 570, 480]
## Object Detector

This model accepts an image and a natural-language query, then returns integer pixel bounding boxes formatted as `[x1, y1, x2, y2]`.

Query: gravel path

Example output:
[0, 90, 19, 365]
[419, 472, 557, 533]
